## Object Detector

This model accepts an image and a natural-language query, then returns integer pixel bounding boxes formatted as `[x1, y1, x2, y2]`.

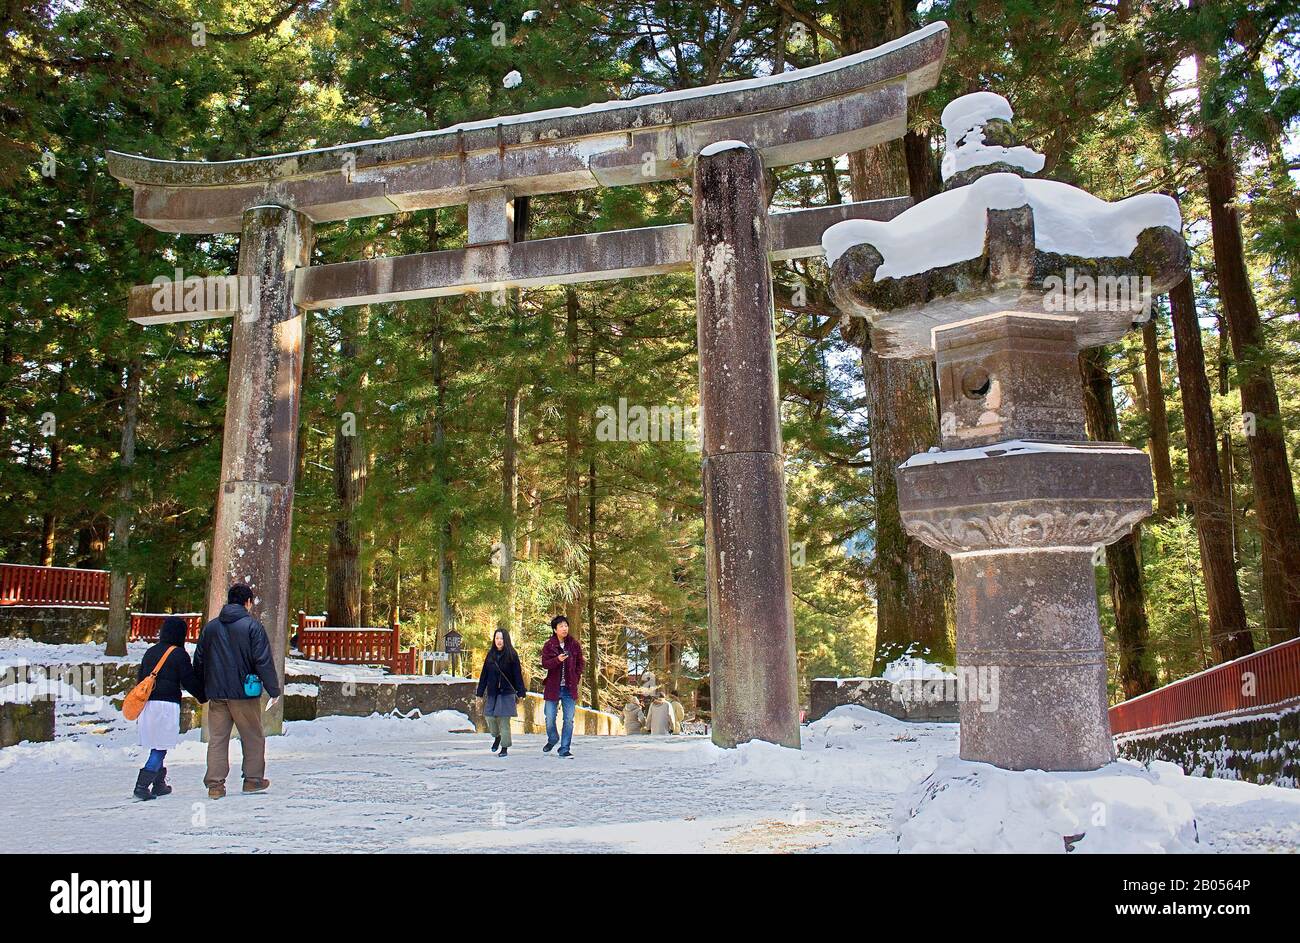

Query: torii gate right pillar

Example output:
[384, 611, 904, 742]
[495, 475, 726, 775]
[694, 143, 800, 749]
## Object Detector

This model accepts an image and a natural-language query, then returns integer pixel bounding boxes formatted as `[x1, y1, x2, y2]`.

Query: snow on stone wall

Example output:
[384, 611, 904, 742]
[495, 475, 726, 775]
[1115, 705, 1300, 789]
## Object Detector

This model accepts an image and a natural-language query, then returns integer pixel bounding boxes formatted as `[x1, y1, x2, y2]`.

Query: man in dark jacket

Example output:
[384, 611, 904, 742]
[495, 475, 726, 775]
[540, 615, 583, 757]
[193, 584, 282, 799]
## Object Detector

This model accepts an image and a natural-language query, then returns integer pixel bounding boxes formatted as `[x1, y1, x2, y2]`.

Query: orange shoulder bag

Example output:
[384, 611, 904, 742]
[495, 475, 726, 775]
[123, 646, 177, 721]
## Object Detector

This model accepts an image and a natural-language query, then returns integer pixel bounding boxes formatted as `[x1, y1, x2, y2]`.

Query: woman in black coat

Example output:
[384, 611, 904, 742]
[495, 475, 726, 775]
[475, 629, 526, 756]
[133, 617, 204, 800]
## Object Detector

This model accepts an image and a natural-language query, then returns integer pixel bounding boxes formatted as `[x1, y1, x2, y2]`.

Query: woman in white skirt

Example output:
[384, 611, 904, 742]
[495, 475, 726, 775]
[133, 617, 203, 800]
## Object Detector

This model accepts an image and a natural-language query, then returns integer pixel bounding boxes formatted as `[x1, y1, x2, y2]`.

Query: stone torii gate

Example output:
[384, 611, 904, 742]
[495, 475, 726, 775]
[106, 23, 949, 740]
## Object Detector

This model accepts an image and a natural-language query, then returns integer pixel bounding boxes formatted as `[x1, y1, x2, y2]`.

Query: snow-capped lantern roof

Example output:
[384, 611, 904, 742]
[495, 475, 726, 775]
[822, 90, 1189, 359]
[940, 90, 1045, 186]
[941, 91, 1013, 133]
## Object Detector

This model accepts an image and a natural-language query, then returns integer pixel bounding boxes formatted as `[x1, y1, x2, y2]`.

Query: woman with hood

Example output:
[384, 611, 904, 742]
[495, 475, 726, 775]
[133, 616, 204, 800]
[476, 628, 526, 757]
[645, 689, 682, 735]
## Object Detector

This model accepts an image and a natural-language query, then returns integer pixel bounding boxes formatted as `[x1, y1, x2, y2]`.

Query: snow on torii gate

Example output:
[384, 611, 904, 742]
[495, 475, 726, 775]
[107, 23, 948, 742]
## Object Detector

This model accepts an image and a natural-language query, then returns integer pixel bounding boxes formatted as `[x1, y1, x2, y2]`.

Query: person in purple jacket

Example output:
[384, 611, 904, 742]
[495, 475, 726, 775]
[540, 615, 584, 758]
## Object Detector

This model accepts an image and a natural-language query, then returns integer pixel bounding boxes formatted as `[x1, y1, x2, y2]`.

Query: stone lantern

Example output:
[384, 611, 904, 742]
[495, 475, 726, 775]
[823, 92, 1189, 772]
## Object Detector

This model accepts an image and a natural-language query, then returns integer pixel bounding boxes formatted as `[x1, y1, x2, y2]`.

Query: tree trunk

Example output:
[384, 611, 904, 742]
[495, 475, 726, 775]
[388, 534, 401, 627]
[903, 128, 940, 203]
[860, 350, 955, 673]
[1142, 319, 1178, 516]
[326, 305, 368, 627]
[1220, 426, 1240, 566]
[1119, 3, 1255, 659]
[360, 559, 373, 627]
[498, 388, 518, 635]
[1168, 277, 1255, 662]
[38, 359, 67, 565]
[106, 358, 141, 657]
[437, 523, 455, 644]
[1080, 347, 1158, 697]
[1200, 116, 1300, 644]
[564, 286, 584, 640]
[818, 158, 842, 205]
[837, 0, 954, 674]
[586, 318, 600, 708]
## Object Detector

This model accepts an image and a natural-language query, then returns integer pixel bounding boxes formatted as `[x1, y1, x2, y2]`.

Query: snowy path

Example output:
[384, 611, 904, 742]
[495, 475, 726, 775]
[1, 705, 1298, 853]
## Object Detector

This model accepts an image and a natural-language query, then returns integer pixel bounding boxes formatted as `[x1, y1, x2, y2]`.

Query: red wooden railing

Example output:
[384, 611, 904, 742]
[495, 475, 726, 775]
[390, 646, 419, 675]
[129, 613, 204, 643]
[295, 611, 419, 675]
[0, 563, 110, 607]
[1110, 637, 1300, 736]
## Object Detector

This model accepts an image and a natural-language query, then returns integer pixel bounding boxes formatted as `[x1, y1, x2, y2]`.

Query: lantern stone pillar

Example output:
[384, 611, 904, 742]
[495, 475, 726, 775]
[205, 205, 312, 736]
[693, 142, 800, 749]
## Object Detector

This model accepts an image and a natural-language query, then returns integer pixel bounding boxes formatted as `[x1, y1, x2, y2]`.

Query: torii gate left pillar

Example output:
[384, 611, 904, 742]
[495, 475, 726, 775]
[205, 205, 312, 735]
[695, 144, 800, 749]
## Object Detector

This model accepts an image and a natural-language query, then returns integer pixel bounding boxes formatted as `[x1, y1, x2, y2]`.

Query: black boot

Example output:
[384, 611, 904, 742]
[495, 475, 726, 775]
[491, 736, 501, 753]
[151, 766, 172, 798]
[498, 746, 508, 757]
[133, 768, 156, 801]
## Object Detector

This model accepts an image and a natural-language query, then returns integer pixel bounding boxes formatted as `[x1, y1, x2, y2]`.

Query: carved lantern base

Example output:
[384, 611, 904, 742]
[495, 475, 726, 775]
[897, 312, 1153, 772]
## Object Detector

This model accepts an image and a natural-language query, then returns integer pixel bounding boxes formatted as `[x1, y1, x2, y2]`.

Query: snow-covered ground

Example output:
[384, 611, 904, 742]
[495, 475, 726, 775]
[0, 637, 150, 666]
[1, 699, 1298, 854]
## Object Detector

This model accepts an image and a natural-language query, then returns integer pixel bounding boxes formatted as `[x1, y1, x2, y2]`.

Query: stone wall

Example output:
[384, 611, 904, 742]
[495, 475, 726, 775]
[306, 678, 624, 735]
[0, 700, 54, 747]
[315, 677, 479, 722]
[1, 660, 137, 697]
[508, 692, 624, 736]
[284, 683, 318, 722]
[0, 606, 107, 644]
[1115, 705, 1300, 789]
[0, 653, 624, 742]
[808, 677, 959, 723]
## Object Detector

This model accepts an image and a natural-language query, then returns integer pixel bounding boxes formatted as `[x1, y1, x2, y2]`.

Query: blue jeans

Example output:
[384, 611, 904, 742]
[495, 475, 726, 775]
[545, 693, 576, 752]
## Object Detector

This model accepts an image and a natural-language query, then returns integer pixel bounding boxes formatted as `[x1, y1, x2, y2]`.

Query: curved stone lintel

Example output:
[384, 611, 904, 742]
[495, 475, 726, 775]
[105, 24, 947, 233]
